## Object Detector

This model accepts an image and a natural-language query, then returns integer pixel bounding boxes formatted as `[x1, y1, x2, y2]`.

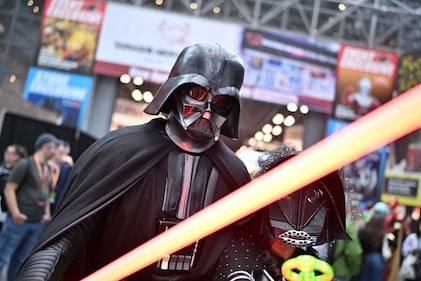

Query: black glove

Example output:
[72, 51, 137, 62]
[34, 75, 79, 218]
[15, 216, 98, 281]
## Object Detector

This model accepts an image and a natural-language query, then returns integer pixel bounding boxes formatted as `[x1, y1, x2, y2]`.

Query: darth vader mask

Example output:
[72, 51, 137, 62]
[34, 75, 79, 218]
[257, 148, 350, 247]
[144, 42, 244, 153]
[171, 83, 234, 140]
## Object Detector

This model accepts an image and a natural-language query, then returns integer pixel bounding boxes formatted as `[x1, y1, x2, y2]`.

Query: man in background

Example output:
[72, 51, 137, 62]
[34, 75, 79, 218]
[0, 133, 57, 281]
[0, 144, 27, 215]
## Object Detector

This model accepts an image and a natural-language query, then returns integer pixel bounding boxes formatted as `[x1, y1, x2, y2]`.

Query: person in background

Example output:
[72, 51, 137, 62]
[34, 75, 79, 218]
[401, 219, 421, 258]
[49, 140, 74, 214]
[0, 133, 58, 281]
[329, 190, 363, 281]
[0, 144, 27, 214]
[351, 202, 390, 281]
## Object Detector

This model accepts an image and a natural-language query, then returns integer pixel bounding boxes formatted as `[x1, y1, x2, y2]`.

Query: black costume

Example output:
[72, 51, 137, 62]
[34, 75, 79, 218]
[212, 147, 350, 280]
[16, 42, 251, 281]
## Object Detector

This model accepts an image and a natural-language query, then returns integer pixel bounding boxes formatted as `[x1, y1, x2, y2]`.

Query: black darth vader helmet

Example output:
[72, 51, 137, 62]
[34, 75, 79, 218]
[144, 42, 244, 139]
[257, 146, 350, 246]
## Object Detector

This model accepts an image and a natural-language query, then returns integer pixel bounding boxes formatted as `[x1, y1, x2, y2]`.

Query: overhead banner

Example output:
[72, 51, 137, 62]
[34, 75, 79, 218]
[23, 67, 93, 128]
[334, 44, 398, 120]
[94, 2, 242, 81]
[37, 0, 106, 74]
[240, 28, 339, 113]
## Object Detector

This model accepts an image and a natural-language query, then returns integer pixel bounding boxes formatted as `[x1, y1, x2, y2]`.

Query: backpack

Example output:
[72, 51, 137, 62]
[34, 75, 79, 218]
[0, 165, 11, 212]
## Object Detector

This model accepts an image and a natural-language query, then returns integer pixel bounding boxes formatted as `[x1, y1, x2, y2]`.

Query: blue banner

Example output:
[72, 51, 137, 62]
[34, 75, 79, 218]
[23, 66, 92, 128]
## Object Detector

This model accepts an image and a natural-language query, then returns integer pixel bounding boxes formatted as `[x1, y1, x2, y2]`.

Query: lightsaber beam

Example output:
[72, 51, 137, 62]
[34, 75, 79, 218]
[83, 84, 421, 281]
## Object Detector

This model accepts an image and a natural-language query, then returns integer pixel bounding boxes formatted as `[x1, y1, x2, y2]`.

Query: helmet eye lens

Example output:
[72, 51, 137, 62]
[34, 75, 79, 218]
[178, 84, 232, 117]
[211, 96, 232, 117]
[188, 86, 209, 102]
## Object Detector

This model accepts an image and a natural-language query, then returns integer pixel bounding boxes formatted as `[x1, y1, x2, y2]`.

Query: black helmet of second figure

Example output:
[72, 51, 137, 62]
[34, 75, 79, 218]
[144, 42, 244, 153]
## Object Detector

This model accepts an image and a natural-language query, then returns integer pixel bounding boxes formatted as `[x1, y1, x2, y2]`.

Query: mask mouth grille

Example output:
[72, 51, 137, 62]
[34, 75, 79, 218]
[278, 230, 314, 247]
[188, 118, 214, 139]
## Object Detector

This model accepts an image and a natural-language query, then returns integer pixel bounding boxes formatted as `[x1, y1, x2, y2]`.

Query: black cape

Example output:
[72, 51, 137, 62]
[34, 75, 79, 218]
[32, 118, 251, 280]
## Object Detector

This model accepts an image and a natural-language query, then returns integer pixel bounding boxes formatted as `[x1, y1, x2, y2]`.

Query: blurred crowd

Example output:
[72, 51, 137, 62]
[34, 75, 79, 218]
[0, 133, 73, 281]
[327, 195, 421, 281]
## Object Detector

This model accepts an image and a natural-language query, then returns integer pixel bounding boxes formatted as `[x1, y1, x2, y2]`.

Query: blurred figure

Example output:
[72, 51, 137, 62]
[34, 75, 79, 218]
[399, 218, 421, 281]
[401, 218, 421, 258]
[329, 191, 363, 281]
[352, 203, 390, 281]
[0, 133, 58, 281]
[0, 144, 27, 213]
[49, 140, 74, 214]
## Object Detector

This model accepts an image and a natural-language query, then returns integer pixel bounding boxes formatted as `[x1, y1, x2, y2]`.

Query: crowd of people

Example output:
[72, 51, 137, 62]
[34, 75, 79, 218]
[0, 42, 418, 281]
[0, 133, 74, 281]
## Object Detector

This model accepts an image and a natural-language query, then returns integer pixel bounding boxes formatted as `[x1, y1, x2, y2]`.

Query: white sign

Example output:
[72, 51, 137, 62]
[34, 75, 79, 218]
[95, 2, 243, 78]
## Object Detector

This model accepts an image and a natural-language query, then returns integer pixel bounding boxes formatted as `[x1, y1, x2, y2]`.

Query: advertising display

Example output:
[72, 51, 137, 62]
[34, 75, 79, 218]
[326, 118, 387, 203]
[240, 28, 339, 113]
[334, 44, 398, 120]
[382, 173, 421, 207]
[23, 67, 93, 128]
[94, 2, 242, 81]
[37, 0, 106, 74]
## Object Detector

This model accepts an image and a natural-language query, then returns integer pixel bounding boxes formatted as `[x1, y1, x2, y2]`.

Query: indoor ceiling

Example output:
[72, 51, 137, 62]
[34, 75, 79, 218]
[107, 0, 421, 54]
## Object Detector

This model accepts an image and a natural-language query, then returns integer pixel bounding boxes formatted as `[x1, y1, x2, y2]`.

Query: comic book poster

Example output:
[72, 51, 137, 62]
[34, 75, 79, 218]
[37, 0, 106, 74]
[334, 44, 398, 121]
[326, 118, 387, 204]
[23, 67, 93, 128]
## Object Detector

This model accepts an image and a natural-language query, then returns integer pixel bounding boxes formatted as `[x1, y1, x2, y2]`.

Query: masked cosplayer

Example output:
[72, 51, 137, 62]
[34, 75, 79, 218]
[16, 42, 251, 281]
[213, 146, 350, 281]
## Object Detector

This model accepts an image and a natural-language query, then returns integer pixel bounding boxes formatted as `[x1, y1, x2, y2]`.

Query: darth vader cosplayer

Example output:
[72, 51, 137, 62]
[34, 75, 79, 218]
[213, 146, 350, 280]
[16, 42, 251, 281]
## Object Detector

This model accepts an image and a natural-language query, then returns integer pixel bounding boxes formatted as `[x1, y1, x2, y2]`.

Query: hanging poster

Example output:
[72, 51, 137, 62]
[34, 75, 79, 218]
[23, 67, 93, 128]
[334, 44, 398, 120]
[37, 0, 106, 74]
[326, 118, 387, 204]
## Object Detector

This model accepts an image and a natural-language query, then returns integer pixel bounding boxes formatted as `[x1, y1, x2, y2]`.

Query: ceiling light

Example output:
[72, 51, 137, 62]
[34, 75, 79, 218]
[9, 74, 16, 83]
[254, 131, 264, 141]
[262, 124, 272, 134]
[248, 138, 257, 146]
[272, 113, 284, 125]
[338, 3, 346, 11]
[155, 0, 164, 5]
[300, 105, 309, 114]
[143, 91, 154, 103]
[263, 134, 272, 142]
[272, 125, 282, 136]
[284, 115, 295, 127]
[131, 89, 143, 101]
[190, 2, 198, 9]
[133, 76, 144, 86]
[120, 74, 131, 84]
[213, 6, 221, 14]
[287, 102, 298, 112]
